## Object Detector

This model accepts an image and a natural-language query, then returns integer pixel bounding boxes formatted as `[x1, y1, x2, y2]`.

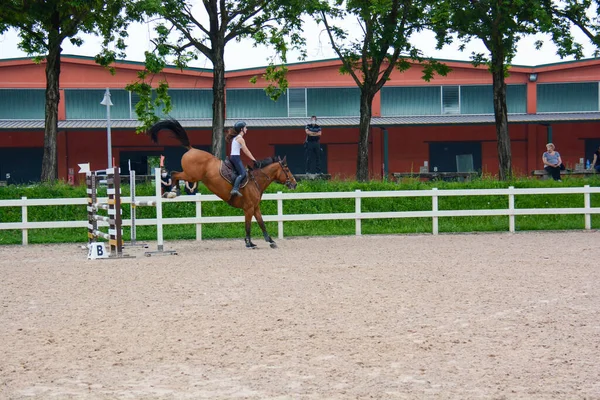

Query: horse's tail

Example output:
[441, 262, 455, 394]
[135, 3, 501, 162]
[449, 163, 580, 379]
[147, 119, 192, 149]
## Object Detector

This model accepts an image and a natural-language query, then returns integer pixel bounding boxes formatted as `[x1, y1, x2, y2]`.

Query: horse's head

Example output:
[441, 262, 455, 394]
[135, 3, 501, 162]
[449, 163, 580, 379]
[275, 156, 297, 190]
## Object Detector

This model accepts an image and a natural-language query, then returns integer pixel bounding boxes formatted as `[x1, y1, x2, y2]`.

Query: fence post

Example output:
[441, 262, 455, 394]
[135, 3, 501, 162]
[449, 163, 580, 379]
[277, 191, 284, 239]
[195, 193, 202, 240]
[508, 186, 515, 233]
[584, 185, 591, 230]
[355, 189, 361, 236]
[154, 167, 164, 251]
[21, 196, 28, 245]
[432, 188, 438, 235]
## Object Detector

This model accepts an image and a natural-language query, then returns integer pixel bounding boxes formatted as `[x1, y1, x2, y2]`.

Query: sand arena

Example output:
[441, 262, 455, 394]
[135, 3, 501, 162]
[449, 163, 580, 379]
[1, 232, 599, 399]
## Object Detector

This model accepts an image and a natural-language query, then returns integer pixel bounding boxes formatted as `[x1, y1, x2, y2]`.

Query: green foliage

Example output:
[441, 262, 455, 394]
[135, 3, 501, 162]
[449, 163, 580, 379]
[316, 1, 451, 181]
[433, 0, 587, 67]
[126, 0, 308, 142]
[0, 0, 130, 65]
[429, 0, 598, 181]
[0, 0, 132, 181]
[2, 177, 600, 245]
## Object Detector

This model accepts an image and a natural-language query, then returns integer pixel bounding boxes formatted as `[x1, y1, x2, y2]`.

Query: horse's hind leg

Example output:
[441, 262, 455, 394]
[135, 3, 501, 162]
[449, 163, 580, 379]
[171, 171, 193, 182]
[254, 207, 277, 249]
[244, 211, 257, 249]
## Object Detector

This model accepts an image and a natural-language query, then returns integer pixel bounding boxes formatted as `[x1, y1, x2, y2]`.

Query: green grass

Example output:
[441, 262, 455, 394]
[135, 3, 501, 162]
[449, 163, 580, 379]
[1, 175, 600, 245]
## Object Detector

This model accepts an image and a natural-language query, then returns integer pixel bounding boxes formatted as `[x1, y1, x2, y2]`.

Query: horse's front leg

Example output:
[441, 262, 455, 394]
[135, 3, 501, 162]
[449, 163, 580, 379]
[254, 207, 277, 249]
[244, 210, 257, 249]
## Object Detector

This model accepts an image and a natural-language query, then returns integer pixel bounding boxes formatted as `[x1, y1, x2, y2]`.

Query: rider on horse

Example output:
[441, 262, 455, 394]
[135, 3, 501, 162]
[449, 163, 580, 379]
[226, 121, 257, 198]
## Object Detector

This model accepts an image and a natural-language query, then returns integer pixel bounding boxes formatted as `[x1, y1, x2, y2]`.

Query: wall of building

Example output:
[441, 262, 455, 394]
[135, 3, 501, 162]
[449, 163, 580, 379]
[1, 121, 598, 182]
[3, 57, 600, 182]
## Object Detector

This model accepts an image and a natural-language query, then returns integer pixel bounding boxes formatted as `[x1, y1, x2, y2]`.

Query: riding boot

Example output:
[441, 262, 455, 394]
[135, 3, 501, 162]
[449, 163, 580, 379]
[230, 175, 243, 197]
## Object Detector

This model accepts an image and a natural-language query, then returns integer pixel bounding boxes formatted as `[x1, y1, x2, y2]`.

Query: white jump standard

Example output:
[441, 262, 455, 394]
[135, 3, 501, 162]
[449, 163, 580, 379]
[143, 167, 177, 257]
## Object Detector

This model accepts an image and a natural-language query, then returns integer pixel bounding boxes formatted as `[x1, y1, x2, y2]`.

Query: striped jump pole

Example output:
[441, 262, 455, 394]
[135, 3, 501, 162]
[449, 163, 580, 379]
[85, 167, 125, 257]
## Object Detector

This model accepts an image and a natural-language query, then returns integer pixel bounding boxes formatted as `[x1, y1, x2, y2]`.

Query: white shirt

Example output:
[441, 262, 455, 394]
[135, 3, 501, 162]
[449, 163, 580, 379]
[231, 135, 242, 156]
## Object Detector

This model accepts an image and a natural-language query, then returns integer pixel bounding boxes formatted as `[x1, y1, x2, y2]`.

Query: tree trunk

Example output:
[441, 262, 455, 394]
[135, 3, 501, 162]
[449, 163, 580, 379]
[356, 89, 375, 181]
[491, 56, 512, 180]
[40, 28, 62, 182]
[211, 45, 226, 160]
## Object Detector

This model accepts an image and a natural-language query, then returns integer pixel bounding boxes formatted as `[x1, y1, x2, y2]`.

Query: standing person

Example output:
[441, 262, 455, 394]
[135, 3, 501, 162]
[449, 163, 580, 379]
[225, 121, 257, 197]
[184, 180, 198, 195]
[542, 143, 563, 181]
[590, 145, 600, 173]
[304, 115, 322, 174]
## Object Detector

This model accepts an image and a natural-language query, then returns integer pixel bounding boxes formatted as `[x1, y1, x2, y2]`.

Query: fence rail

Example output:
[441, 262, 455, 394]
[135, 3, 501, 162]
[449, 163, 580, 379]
[1, 186, 600, 245]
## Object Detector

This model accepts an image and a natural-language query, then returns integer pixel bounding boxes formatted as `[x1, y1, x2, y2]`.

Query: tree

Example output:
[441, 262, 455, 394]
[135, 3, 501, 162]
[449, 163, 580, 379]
[0, 0, 131, 181]
[436, 0, 588, 180]
[543, 1, 600, 51]
[127, 0, 307, 159]
[318, 0, 450, 181]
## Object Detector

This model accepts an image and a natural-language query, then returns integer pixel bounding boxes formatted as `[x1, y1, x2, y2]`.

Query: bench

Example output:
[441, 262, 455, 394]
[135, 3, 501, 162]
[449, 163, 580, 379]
[393, 172, 479, 182]
[531, 169, 598, 179]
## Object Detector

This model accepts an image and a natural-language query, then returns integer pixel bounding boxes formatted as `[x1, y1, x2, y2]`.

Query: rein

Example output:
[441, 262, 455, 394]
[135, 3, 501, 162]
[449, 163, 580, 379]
[250, 165, 271, 192]
[249, 159, 293, 190]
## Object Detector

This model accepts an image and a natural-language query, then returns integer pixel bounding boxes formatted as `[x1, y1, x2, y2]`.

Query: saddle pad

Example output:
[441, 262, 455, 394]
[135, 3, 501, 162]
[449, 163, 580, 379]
[219, 159, 249, 188]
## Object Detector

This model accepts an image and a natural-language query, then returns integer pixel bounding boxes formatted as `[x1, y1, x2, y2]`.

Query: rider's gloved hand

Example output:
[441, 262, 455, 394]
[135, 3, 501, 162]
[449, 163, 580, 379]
[253, 160, 261, 169]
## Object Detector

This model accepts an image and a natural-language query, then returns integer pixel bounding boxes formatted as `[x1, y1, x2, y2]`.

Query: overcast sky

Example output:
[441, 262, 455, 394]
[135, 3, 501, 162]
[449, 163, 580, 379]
[0, 16, 597, 71]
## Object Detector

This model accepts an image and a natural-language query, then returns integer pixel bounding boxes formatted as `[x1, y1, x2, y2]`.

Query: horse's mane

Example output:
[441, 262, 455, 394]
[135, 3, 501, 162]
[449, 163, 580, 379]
[253, 156, 281, 169]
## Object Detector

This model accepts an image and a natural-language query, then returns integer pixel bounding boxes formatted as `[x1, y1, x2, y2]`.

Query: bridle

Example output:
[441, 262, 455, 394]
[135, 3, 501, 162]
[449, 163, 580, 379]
[249, 158, 294, 190]
[277, 159, 294, 188]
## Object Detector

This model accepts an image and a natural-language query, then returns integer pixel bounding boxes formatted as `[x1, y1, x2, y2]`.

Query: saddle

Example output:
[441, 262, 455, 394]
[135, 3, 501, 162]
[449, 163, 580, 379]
[219, 158, 250, 188]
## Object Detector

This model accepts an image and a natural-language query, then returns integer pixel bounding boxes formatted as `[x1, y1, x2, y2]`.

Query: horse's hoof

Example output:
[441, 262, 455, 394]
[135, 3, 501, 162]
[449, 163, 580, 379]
[246, 243, 257, 249]
[269, 242, 277, 249]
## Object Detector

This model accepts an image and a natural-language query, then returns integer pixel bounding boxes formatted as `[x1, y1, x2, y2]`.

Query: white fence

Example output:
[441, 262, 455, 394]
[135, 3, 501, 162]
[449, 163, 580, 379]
[1, 186, 600, 245]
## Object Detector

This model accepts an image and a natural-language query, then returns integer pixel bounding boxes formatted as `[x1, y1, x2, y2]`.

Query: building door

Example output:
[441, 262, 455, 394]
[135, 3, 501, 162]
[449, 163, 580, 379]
[429, 142, 482, 172]
[0, 147, 43, 184]
[274, 144, 328, 175]
[584, 139, 600, 164]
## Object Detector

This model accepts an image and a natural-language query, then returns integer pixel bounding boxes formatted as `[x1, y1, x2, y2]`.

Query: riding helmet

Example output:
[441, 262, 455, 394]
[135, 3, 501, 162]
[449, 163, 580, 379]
[234, 121, 247, 133]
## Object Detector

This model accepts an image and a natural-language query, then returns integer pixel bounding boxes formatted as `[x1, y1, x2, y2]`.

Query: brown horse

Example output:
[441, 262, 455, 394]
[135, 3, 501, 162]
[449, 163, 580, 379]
[147, 119, 297, 249]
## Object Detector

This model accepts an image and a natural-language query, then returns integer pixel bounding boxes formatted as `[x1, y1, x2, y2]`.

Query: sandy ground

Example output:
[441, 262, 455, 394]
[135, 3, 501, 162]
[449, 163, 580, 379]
[0, 231, 599, 399]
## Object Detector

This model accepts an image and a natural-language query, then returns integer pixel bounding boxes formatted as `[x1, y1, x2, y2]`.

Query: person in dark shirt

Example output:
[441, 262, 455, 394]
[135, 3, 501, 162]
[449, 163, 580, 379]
[184, 181, 198, 195]
[160, 169, 173, 196]
[591, 145, 600, 173]
[304, 115, 322, 174]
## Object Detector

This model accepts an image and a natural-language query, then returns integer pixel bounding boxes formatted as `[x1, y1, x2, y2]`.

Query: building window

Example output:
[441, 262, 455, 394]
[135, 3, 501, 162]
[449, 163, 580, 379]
[288, 88, 307, 117]
[307, 88, 360, 117]
[537, 82, 599, 113]
[381, 86, 441, 116]
[226, 89, 287, 118]
[442, 86, 460, 115]
[0, 89, 46, 119]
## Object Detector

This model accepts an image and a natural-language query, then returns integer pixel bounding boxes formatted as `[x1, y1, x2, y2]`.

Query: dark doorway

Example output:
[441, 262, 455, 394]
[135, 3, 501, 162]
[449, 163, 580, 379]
[0, 147, 43, 184]
[274, 144, 328, 175]
[429, 141, 482, 172]
[584, 138, 600, 164]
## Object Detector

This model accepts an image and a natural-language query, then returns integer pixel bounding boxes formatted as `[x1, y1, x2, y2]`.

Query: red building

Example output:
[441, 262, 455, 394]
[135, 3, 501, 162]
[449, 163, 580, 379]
[1, 55, 600, 183]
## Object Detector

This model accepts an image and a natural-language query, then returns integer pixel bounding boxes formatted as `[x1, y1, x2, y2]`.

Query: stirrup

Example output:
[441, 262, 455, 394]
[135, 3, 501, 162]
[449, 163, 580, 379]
[230, 189, 243, 197]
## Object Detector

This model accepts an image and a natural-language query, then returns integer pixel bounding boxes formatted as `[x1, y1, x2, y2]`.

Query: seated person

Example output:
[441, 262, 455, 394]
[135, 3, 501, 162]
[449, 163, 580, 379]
[184, 180, 198, 195]
[542, 143, 563, 181]
[160, 169, 173, 197]
[591, 145, 600, 173]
